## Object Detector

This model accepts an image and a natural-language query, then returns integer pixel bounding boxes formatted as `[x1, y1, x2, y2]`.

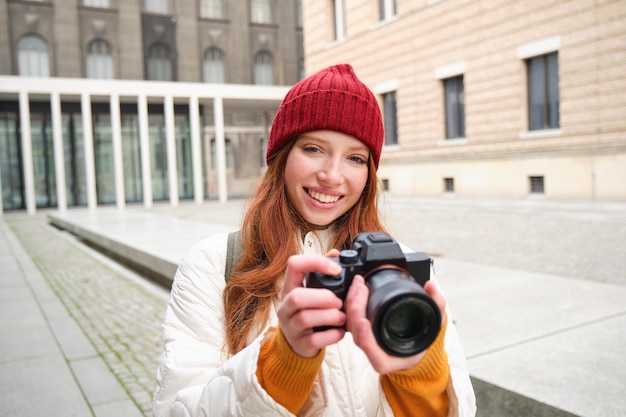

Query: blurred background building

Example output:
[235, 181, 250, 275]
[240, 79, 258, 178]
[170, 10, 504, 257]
[0, 0, 302, 213]
[1, 0, 625, 216]
[305, 0, 625, 200]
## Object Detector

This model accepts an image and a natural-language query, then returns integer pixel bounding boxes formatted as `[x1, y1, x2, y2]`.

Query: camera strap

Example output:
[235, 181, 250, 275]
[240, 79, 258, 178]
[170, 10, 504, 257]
[225, 230, 243, 283]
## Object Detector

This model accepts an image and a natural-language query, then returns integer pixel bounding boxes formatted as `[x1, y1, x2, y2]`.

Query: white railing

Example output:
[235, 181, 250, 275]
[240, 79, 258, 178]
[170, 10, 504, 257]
[0, 76, 289, 215]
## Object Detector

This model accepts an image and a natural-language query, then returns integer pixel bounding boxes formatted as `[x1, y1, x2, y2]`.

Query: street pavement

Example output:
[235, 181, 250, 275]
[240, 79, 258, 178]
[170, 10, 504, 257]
[1, 214, 167, 417]
[2, 195, 625, 417]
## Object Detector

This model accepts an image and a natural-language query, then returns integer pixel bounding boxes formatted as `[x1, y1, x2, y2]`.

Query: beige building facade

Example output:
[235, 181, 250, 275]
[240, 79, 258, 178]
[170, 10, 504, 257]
[303, 0, 626, 200]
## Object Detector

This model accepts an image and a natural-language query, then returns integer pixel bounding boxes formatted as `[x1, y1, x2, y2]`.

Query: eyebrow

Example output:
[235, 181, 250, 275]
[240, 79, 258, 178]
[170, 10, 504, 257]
[297, 134, 369, 153]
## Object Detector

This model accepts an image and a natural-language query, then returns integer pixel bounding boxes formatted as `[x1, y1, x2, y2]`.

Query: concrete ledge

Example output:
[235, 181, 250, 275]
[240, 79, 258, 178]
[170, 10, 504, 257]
[47, 209, 239, 288]
[48, 213, 178, 288]
[472, 377, 581, 417]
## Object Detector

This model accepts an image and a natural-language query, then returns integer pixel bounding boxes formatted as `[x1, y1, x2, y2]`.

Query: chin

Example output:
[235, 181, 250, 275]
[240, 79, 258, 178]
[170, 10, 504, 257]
[303, 218, 330, 229]
[304, 211, 344, 229]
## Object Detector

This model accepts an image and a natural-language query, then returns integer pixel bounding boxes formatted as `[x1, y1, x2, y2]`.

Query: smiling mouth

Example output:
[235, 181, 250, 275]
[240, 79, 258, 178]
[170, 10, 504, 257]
[307, 189, 341, 204]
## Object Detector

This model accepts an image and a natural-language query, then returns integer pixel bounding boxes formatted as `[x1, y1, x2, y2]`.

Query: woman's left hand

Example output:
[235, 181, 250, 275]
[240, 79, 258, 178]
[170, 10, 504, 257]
[344, 275, 447, 374]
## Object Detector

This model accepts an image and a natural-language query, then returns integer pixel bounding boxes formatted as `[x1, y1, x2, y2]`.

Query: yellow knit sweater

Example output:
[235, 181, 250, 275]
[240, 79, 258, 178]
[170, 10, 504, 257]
[256, 322, 450, 416]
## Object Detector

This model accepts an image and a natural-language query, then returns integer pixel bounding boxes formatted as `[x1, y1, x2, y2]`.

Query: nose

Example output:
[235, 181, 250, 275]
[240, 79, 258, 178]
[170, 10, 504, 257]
[317, 157, 344, 186]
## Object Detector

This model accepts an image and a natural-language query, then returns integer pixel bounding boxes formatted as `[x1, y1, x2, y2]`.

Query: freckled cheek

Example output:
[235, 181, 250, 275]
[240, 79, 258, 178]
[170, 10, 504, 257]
[284, 156, 304, 181]
[348, 168, 369, 194]
[284, 158, 310, 200]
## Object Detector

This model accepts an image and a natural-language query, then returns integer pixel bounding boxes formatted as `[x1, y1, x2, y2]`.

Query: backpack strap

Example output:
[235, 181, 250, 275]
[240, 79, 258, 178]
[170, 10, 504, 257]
[225, 230, 243, 283]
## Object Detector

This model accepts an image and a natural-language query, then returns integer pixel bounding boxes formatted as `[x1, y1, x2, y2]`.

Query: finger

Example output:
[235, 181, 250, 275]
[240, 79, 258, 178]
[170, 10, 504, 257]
[353, 318, 380, 355]
[308, 327, 346, 348]
[281, 255, 342, 298]
[325, 248, 340, 257]
[288, 305, 346, 330]
[284, 327, 346, 358]
[424, 280, 447, 324]
[344, 275, 368, 335]
[279, 287, 343, 320]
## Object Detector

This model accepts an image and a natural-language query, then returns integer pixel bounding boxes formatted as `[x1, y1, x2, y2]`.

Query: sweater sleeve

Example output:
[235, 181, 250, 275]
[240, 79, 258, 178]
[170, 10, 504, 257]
[256, 327, 325, 415]
[381, 320, 450, 417]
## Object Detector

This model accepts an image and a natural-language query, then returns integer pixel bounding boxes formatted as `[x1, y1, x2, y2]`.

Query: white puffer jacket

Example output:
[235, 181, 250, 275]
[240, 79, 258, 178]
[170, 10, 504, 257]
[153, 230, 476, 417]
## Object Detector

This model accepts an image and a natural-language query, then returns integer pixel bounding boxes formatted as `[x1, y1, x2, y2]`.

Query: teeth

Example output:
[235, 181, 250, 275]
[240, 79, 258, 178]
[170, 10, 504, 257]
[308, 190, 340, 203]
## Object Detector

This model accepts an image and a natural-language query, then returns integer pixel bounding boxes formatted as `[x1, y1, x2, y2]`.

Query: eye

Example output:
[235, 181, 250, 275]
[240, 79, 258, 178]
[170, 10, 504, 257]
[303, 145, 321, 154]
[348, 155, 368, 165]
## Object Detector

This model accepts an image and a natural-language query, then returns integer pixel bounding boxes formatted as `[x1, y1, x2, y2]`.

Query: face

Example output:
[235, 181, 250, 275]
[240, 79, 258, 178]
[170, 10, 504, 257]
[284, 130, 370, 227]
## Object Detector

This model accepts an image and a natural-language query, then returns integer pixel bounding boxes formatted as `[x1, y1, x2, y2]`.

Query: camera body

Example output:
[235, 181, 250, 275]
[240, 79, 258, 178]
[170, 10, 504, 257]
[307, 231, 441, 357]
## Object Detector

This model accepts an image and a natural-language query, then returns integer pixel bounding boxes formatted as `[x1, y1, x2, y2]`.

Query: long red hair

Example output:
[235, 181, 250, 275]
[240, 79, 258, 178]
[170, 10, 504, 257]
[222, 139, 387, 355]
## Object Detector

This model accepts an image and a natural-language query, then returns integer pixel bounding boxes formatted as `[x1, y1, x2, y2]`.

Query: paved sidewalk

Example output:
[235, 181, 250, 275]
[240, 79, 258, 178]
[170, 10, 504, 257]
[1, 219, 94, 416]
[2, 196, 626, 417]
[1, 215, 168, 417]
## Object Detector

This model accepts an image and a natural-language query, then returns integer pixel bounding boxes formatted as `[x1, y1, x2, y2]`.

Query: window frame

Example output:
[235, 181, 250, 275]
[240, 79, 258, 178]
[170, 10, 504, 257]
[210, 137, 233, 169]
[443, 75, 465, 139]
[296, 0, 303, 28]
[526, 52, 559, 131]
[144, 0, 169, 14]
[86, 39, 114, 79]
[203, 47, 225, 83]
[250, 0, 271, 24]
[332, 0, 345, 42]
[146, 43, 173, 81]
[200, 0, 223, 19]
[382, 90, 398, 146]
[379, 0, 396, 21]
[254, 50, 274, 85]
[529, 176, 545, 194]
[83, 0, 109, 7]
[17, 34, 50, 77]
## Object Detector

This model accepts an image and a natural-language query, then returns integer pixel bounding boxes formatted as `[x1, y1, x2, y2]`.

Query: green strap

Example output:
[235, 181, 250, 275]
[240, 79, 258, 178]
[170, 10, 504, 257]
[225, 230, 243, 283]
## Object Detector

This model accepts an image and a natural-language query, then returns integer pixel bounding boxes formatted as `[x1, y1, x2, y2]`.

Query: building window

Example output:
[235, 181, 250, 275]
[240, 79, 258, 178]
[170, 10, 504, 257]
[251, 0, 271, 24]
[444, 75, 465, 139]
[86, 40, 114, 79]
[145, 0, 168, 13]
[529, 176, 545, 194]
[298, 56, 305, 80]
[210, 138, 233, 169]
[527, 53, 559, 131]
[83, 0, 109, 7]
[147, 44, 173, 81]
[203, 47, 225, 83]
[379, 0, 396, 21]
[259, 136, 266, 166]
[254, 51, 273, 85]
[382, 91, 398, 145]
[444, 177, 454, 193]
[200, 0, 223, 19]
[296, 0, 303, 28]
[332, 0, 345, 41]
[17, 35, 49, 77]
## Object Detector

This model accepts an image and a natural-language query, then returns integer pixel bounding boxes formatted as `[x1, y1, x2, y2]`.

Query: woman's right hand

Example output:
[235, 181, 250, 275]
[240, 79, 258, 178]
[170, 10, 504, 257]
[277, 254, 347, 357]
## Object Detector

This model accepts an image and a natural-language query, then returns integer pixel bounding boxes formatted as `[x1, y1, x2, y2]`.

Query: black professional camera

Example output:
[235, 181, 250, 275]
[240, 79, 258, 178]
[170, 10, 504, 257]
[306, 231, 441, 357]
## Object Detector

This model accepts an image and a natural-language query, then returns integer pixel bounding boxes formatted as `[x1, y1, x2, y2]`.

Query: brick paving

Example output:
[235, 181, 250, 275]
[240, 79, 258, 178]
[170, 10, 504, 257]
[6, 216, 167, 417]
[379, 197, 626, 286]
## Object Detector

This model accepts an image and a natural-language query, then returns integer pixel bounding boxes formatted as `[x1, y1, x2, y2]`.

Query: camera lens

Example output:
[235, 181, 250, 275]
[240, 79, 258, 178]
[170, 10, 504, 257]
[378, 295, 440, 356]
[386, 299, 425, 339]
[366, 269, 441, 357]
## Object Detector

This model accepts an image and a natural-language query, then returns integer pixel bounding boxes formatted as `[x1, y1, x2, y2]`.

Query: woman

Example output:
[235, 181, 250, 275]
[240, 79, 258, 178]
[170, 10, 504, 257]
[153, 64, 476, 417]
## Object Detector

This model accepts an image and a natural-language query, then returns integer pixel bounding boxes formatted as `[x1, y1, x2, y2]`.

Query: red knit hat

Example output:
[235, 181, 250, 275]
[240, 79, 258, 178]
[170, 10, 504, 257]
[266, 64, 384, 169]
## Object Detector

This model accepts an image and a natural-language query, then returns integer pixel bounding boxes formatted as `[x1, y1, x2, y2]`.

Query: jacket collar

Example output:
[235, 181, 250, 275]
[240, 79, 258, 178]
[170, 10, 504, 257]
[301, 228, 334, 256]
